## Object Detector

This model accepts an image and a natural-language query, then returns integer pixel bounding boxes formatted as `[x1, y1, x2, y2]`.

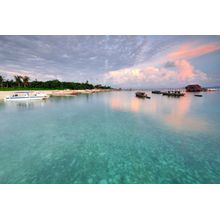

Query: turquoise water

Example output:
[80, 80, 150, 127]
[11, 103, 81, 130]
[0, 91, 220, 183]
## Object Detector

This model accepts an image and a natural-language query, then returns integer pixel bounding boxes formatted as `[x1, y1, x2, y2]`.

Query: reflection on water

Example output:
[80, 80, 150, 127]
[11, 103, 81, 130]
[5, 99, 47, 110]
[0, 91, 220, 183]
[1, 93, 210, 131]
[108, 91, 208, 131]
[109, 92, 158, 114]
[0, 101, 5, 110]
[164, 95, 208, 130]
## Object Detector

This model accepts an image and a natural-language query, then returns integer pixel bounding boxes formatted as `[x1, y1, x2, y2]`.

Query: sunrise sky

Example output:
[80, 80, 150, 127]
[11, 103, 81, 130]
[0, 35, 220, 88]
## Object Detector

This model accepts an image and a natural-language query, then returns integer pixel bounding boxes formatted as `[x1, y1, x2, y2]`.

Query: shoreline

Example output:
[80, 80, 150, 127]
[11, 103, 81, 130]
[0, 89, 113, 101]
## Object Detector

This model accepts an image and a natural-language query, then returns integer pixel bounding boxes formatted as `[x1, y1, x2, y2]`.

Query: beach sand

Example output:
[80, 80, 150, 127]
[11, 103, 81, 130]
[0, 89, 112, 100]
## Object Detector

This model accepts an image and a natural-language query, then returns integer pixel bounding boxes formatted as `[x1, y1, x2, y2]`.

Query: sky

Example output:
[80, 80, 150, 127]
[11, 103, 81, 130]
[0, 35, 220, 88]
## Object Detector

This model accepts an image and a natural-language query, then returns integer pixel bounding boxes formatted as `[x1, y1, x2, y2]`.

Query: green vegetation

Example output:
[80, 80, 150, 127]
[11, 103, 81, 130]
[0, 74, 111, 91]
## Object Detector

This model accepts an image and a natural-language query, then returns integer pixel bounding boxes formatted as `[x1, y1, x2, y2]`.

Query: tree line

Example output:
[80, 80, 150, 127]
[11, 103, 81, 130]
[0, 74, 111, 90]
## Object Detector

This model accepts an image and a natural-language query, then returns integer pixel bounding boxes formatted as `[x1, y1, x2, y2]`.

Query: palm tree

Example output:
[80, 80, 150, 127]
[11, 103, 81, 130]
[4, 80, 11, 88]
[14, 75, 22, 88]
[0, 75, 4, 88]
[22, 76, 30, 87]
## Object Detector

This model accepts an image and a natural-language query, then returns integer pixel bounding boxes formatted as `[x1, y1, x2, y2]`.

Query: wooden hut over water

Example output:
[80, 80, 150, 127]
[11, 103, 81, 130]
[185, 84, 203, 92]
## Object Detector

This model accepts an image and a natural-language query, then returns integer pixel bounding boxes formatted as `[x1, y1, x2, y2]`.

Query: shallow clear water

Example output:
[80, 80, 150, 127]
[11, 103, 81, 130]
[0, 91, 220, 183]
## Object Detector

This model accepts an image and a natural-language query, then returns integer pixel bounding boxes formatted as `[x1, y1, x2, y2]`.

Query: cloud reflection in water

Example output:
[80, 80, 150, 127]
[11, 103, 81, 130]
[108, 92, 209, 131]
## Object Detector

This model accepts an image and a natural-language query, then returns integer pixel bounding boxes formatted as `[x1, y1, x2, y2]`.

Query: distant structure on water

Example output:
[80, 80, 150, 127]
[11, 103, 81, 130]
[185, 84, 205, 92]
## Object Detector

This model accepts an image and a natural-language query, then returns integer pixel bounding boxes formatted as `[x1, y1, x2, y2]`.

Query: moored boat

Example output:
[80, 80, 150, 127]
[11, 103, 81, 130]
[135, 92, 151, 99]
[194, 94, 203, 97]
[152, 90, 161, 94]
[4, 91, 49, 101]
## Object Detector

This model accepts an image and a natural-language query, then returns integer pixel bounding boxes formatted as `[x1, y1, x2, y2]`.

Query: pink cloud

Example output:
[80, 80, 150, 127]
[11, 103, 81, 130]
[174, 59, 194, 81]
[103, 59, 208, 87]
[167, 42, 220, 60]
[102, 41, 219, 87]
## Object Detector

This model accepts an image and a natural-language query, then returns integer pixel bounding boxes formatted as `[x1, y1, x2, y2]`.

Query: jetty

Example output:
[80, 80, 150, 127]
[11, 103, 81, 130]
[162, 91, 185, 97]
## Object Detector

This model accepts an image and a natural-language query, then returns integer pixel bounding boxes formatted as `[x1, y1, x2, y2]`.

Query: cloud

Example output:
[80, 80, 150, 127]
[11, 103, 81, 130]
[102, 40, 220, 87]
[167, 42, 220, 60]
[0, 36, 219, 86]
[173, 59, 208, 82]
[173, 60, 195, 81]
[103, 59, 208, 88]
[0, 68, 62, 81]
[164, 61, 176, 68]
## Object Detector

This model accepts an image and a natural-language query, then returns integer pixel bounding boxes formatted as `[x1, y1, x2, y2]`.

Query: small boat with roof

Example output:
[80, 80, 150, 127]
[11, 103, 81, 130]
[135, 92, 151, 99]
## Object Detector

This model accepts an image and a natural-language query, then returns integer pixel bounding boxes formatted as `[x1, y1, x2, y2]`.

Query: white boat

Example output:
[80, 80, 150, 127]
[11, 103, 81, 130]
[207, 88, 218, 92]
[4, 91, 49, 101]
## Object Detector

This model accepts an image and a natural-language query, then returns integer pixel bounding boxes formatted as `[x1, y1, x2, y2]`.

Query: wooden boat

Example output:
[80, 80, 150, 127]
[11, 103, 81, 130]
[135, 92, 150, 99]
[194, 94, 203, 97]
[162, 91, 185, 97]
[152, 90, 161, 94]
